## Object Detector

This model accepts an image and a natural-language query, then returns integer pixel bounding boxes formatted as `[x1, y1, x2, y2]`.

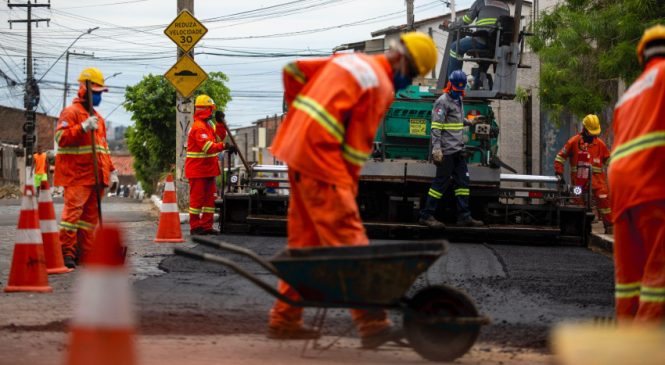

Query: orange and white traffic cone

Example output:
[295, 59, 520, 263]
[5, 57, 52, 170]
[38, 180, 72, 274]
[154, 174, 184, 243]
[4, 183, 52, 293]
[66, 225, 135, 365]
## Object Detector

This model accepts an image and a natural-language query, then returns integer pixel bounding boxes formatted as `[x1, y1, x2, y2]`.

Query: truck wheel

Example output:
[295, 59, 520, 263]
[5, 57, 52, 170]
[404, 285, 480, 362]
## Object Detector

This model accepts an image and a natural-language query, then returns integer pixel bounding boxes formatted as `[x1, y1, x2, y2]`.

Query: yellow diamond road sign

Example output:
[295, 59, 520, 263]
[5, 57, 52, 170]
[164, 55, 208, 98]
[164, 10, 208, 53]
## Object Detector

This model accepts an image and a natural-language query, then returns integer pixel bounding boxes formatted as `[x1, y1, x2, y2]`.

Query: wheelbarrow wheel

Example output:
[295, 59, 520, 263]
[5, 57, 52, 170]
[403, 285, 480, 362]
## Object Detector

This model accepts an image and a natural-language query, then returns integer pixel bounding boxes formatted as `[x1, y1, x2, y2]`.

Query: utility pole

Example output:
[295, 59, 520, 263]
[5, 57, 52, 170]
[406, 0, 414, 30]
[175, 0, 194, 210]
[450, 0, 456, 21]
[8, 0, 50, 188]
[58, 50, 93, 151]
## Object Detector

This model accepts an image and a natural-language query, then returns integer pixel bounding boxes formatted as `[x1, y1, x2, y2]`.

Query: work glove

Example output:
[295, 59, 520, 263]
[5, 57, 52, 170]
[82, 116, 99, 132]
[555, 172, 565, 187]
[432, 148, 444, 166]
[110, 170, 119, 193]
[225, 144, 238, 155]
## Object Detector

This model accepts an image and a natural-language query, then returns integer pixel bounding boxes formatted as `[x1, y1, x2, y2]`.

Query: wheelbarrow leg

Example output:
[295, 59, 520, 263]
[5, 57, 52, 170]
[300, 308, 326, 358]
[300, 309, 356, 359]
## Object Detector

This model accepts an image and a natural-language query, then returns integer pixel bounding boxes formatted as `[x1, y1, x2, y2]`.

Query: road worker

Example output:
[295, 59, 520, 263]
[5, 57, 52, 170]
[32, 148, 48, 193]
[609, 24, 665, 323]
[55, 67, 118, 269]
[447, 0, 510, 75]
[419, 70, 484, 229]
[269, 32, 437, 347]
[554, 114, 612, 234]
[185, 95, 233, 235]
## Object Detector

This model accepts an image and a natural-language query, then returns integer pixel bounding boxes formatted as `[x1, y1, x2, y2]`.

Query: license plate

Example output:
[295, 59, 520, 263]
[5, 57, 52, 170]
[409, 119, 427, 136]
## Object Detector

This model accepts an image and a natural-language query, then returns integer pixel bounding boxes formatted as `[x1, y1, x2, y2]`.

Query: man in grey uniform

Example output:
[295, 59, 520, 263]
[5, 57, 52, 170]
[448, 0, 511, 73]
[419, 70, 484, 228]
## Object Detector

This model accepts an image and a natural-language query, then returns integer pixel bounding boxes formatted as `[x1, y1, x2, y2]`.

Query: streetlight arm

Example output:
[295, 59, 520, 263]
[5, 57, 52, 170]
[37, 27, 99, 83]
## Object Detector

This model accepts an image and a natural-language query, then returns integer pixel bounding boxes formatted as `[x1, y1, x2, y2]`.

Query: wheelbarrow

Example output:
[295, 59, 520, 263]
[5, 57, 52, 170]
[174, 236, 490, 362]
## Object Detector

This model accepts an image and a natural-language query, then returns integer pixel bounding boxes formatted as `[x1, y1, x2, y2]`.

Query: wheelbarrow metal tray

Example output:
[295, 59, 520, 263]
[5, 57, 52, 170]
[270, 242, 446, 307]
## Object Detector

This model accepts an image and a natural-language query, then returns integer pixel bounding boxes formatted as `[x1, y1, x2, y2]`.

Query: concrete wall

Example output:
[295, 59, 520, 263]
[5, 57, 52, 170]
[0, 105, 56, 151]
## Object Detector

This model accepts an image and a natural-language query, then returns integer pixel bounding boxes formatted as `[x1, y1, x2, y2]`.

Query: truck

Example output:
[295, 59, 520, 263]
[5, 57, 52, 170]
[217, 0, 594, 245]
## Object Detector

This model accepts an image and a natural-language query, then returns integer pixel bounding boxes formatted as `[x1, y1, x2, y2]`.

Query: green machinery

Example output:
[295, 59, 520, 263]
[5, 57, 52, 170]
[218, 0, 593, 244]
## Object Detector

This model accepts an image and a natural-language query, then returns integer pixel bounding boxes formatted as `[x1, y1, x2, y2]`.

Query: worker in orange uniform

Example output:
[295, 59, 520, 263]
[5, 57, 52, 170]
[185, 95, 233, 235]
[32, 148, 48, 193]
[55, 67, 118, 269]
[269, 32, 437, 347]
[554, 114, 613, 234]
[609, 25, 665, 323]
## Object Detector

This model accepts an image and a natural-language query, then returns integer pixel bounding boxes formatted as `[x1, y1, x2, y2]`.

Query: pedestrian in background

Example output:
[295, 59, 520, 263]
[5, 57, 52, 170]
[32, 148, 48, 193]
[269, 32, 437, 348]
[609, 25, 665, 323]
[54, 67, 118, 269]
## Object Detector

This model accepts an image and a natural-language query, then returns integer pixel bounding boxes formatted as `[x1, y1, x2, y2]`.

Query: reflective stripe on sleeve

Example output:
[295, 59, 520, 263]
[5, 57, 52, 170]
[555, 155, 566, 164]
[292, 95, 345, 143]
[202, 141, 213, 153]
[284, 62, 306, 84]
[641, 286, 665, 303]
[442, 123, 464, 131]
[615, 282, 641, 299]
[431, 122, 445, 130]
[610, 131, 665, 165]
[342, 144, 370, 166]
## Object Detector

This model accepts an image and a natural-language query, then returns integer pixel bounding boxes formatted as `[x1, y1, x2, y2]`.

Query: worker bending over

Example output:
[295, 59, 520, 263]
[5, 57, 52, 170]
[269, 32, 437, 348]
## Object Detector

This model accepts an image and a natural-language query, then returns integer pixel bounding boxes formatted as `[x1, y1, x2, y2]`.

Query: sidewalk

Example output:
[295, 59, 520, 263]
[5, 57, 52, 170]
[589, 221, 614, 253]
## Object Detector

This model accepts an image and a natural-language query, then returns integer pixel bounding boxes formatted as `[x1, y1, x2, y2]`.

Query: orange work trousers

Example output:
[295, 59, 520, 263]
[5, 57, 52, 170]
[572, 173, 612, 225]
[614, 200, 665, 323]
[59, 185, 102, 260]
[188, 177, 216, 232]
[269, 171, 390, 337]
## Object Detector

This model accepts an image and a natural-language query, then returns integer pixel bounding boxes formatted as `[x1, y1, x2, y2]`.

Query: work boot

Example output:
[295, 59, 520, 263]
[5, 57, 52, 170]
[360, 326, 404, 349]
[418, 215, 446, 229]
[203, 229, 220, 236]
[267, 325, 321, 340]
[190, 227, 206, 236]
[456, 216, 484, 227]
[63, 256, 77, 269]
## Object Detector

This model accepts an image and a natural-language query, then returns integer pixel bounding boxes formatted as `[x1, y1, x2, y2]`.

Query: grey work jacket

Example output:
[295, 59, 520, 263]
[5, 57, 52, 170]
[463, 0, 510, 26]
[431, 93, 470, 156]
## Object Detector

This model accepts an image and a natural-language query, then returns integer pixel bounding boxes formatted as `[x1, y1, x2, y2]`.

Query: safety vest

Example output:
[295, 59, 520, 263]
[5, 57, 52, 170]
[554, 134, 610, 188]
[33, 152, 47, 174]
[185, 118, 225, 179]
[271, 53, 395, 187]
[54, 100, 114, 187]
[610, 58, 665, 219]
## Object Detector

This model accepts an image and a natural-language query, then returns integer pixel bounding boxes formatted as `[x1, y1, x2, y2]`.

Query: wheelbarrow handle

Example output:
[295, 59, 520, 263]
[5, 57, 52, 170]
[174, 247, 304, 307]
[192, 235, 280, 276]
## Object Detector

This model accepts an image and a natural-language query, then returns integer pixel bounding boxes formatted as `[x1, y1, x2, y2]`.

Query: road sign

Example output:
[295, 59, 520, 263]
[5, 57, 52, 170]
[164, 10, 208, 53]
[164, 55, 208, 98]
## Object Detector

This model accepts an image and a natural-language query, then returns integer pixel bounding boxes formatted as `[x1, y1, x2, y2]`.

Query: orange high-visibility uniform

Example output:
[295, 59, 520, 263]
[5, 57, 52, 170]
[610, 57, 665, 323]
[269, 53, 395, 337]
[554, 134, 612, 225]
[33, 152, 48, 188]
[54, 96, 114, 260]
[185, 116, 226, 232]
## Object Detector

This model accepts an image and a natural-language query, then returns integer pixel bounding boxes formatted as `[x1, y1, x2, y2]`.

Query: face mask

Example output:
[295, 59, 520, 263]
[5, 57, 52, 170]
[582, 133, 596, 143]
[450, 90, 463, 100]
[392, 71, 413, 91]
[92, 92, 102, 107]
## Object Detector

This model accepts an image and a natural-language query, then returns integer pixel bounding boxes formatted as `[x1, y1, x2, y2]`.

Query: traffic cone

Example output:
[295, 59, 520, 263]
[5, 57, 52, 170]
[38, 180, 72, 274]
[66, 225, 135, 365]
[4, 183, 52, 293]
[154, 174, 184, 243]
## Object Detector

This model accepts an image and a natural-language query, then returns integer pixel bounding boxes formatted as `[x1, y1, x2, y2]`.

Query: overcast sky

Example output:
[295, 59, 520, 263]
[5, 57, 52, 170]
[0, 0, 473, 130]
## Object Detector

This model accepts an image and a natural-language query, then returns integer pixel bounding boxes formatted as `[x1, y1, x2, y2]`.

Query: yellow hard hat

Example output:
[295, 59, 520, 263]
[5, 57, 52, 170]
[582, 114, 601, 136]
[637, 24, 665, 66]
[400, 32, 437, 77]
[195, 94, 215, 108]
[78, 67, 108, 92]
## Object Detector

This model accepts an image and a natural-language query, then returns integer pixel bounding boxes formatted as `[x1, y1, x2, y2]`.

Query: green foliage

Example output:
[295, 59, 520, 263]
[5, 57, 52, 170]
[530, 0, 665, 120]
[124, 72, 231, 195]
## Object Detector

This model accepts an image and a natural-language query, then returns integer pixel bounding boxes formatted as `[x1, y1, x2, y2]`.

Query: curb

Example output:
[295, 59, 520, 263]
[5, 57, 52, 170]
[589, 232, 614, 254]
[150, 195, 219, 224]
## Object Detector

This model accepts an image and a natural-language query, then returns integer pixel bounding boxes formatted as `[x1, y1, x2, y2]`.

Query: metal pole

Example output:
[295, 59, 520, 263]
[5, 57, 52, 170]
[406, 0, 414, 30]
[62, 51, 70, 111]
[85, 80, 103, 226]
[175, 0, 194, 211]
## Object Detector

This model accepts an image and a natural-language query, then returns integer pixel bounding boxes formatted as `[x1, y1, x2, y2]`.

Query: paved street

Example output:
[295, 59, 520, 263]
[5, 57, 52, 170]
[0, 198, 615, 364]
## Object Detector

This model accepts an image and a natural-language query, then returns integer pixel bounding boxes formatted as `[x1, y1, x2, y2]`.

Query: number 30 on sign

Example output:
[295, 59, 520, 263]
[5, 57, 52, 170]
[164, 10, 208, 53]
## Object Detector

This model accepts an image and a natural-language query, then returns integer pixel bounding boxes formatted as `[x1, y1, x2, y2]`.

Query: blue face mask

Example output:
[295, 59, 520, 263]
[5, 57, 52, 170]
[450, 90, 463, 100]
[92, 92, 102, 107]
[392, 71, 413, 91]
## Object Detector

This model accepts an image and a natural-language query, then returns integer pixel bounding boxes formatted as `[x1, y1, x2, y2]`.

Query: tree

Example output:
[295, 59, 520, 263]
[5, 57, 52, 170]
[530, 0, 665, 121]
[124, 72, 231, 195]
